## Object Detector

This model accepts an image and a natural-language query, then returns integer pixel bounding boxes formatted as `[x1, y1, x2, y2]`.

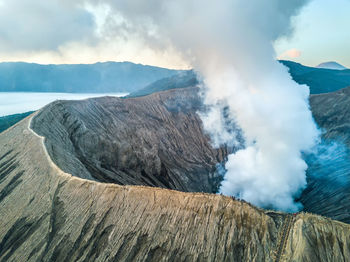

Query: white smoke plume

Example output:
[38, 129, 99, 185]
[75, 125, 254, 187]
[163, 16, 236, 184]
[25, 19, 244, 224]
[84, 0, 319, 211]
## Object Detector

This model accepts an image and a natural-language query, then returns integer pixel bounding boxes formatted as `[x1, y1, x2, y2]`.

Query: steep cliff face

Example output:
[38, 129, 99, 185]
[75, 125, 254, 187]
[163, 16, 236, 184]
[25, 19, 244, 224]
[0, 115, 350, 262]
[310, 86, 350, 145]
[300, 87, 350, 223]
[31, 87, 230, 193]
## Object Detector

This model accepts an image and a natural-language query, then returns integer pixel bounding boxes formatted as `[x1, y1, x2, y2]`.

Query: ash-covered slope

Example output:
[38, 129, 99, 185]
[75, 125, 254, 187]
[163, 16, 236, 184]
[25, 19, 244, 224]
[300, 86, 350, 223]
[1, 115, 350, 261]
[31, 87, 229, 193]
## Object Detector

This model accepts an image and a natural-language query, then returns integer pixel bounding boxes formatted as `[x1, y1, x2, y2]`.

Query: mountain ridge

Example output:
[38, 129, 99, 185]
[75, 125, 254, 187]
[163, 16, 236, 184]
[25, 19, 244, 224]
[125, 70, 198, 98]
[280, 60, 350, 94]
[0, 61, 184, 93]
[316, 61, 347, 70]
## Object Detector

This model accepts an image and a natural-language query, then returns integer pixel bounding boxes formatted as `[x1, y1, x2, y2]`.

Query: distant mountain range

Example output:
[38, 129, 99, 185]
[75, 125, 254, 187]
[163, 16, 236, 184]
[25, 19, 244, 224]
[280, 60, 350, 94]
[1, 59, 350, 133]
[0, 61, 183, 93]
[316, 61, 347, 70]
[1, 60, 349, 95]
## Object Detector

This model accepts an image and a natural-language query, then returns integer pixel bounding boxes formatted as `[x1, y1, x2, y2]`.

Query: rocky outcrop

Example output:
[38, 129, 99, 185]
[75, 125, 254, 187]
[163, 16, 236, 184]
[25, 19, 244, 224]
[0, 115, 350, 261]
[30, 87, 229, 193]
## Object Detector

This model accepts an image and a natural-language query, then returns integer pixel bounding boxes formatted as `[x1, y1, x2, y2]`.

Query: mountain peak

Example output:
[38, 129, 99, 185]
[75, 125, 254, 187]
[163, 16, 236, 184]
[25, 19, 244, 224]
[316, 61, 347, 70]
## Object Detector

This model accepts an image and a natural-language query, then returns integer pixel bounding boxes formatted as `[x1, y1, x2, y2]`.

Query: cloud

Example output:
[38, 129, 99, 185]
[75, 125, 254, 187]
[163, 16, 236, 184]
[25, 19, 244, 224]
[0, 1, 189, 68]
[278, 48, 302, 59]
[0, 0, 95, 52]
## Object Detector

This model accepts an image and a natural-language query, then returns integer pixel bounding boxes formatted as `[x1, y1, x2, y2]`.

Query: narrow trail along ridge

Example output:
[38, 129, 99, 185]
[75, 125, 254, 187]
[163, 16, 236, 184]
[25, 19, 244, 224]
[274, 214, 294, 262]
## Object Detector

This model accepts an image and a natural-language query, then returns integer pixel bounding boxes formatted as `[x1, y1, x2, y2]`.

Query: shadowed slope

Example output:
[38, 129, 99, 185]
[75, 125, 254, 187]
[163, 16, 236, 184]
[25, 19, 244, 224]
[300, 86, 350, 223]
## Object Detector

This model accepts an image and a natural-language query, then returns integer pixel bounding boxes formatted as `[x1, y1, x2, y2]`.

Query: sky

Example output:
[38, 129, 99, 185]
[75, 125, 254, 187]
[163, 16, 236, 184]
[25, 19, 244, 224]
[0, 0, 349, 68]
[275, 0, 350, 68]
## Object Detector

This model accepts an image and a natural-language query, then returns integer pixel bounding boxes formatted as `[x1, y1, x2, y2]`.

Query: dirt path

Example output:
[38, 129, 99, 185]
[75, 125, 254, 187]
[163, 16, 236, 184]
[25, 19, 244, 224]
[274, 214, 294, 262]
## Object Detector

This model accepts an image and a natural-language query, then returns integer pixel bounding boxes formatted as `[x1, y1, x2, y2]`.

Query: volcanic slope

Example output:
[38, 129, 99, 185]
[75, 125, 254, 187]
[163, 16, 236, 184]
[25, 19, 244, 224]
[31, 87, 229, 193]
[0, 111, 349, 261]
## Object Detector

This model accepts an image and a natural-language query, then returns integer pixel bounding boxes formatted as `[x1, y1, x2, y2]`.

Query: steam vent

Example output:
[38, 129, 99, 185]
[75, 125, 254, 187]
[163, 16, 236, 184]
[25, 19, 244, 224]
[1, 88, 350, 261]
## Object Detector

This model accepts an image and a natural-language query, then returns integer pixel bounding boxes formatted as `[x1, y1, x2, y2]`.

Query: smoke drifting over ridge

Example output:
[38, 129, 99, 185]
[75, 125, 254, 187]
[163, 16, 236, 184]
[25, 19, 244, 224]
[85, 0, 319, 211]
